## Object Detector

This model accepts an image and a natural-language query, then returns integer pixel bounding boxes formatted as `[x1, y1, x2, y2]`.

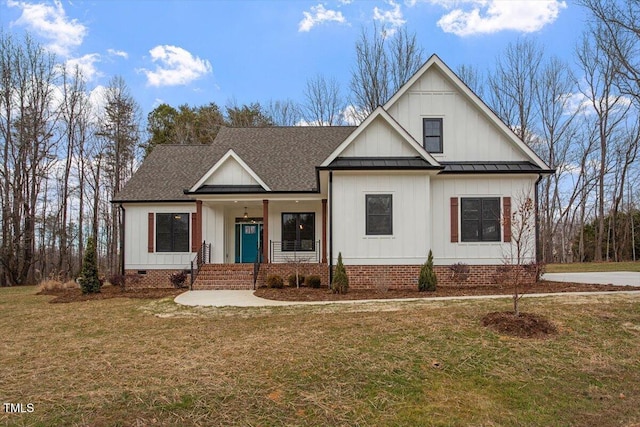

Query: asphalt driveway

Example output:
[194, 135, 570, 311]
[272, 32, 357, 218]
[542, 271, 640, 287]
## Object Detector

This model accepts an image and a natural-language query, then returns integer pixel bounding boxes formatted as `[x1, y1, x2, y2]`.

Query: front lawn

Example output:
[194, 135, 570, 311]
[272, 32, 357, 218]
[1, 286, 639, 426]
[546, 261, 640, 273]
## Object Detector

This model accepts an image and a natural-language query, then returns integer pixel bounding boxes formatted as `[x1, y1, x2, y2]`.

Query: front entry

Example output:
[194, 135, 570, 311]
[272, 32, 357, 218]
[235, 222, 263, 263]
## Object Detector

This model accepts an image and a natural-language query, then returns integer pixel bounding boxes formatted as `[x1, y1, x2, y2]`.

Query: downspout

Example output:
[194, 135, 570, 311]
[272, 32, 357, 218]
[535, 175, 542, 263]
[119, 204, 126, 276]
[329, 170, 333, 285]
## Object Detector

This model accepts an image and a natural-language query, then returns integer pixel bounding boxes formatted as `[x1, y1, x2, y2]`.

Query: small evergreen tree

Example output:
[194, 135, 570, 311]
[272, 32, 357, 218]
[79, 236, 101, 294]
[332, 252, 349, 294]
[418, 250, 437, 292]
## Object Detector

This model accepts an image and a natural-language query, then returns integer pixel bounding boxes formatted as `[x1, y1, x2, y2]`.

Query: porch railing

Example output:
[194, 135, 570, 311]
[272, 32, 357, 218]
[269, 240, 321, 263]
[190, 241, 211, 289]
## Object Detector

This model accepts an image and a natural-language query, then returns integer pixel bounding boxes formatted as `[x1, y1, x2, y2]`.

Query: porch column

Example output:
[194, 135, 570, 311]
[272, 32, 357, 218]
[262, 199, 269, 263]
[192, 200, 203, 252]
[321, 198, 327, 263]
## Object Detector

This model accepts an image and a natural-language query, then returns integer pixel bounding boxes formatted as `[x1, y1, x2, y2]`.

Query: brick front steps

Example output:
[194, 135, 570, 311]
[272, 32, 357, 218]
[192, 264, 255, 290]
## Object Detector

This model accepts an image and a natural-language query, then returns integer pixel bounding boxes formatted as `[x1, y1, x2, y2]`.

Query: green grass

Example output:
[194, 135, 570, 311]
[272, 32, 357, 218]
[546, 261, 640, 273]
[1, 286, 640, 426]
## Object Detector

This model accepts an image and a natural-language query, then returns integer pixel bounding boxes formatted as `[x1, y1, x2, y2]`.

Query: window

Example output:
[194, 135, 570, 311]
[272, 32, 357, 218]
[281, 213, 315, 251]
[461, 198, 500, 242]
[423, 118, 443, 153]
[366, 194, 393, 235]
[156, 213, 190, 252]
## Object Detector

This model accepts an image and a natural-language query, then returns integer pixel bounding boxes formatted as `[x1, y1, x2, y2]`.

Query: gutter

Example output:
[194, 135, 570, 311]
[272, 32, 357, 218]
[119, 204, 125, 276]
[535, 174, 542, 263]
[329, 171, 333, 286]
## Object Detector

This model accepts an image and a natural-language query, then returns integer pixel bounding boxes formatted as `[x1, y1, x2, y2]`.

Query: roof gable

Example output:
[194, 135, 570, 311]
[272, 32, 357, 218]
[190, 149, 270, 192]
[321, 107, 439, 167]
[384, 54, 550, 169]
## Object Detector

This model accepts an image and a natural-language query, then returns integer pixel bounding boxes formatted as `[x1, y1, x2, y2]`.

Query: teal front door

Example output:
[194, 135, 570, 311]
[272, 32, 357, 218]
[235, 223, 263, 263]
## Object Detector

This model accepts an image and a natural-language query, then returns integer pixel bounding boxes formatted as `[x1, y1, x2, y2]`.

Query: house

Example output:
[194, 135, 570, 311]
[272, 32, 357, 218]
[112, 55, 553, 289]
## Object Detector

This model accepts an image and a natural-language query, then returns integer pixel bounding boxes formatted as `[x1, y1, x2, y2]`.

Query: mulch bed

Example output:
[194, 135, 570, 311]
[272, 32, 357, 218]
[482, 311, 559, 338]
[37, 280, 634, 304]
[38, 286, 184, 303]
[253, 281, 633, 302]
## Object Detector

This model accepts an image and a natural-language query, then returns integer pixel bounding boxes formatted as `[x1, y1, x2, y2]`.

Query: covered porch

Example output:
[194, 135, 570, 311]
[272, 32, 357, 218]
[189, 195, 329, 289]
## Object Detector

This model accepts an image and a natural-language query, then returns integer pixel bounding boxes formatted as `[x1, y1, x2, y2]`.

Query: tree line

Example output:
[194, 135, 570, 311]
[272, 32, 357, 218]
[1, 1, 639, 286]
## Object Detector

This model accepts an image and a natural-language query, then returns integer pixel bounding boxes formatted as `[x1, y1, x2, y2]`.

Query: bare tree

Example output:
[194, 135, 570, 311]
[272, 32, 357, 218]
[266, 99, 302, 126]
[303, 74, 345, 126]
[501, 193, 537, 316]
[488, 39, 543, 144]
[350, 24, 424, 121]
[0, 32, 59, 285]
[388, 27, 424, 94]
[57, 64, 90, 278]
[535, 57, 580, 262]
[97, 76, 141, 274]
[576, 27, 630, 262]
[456, 64, 484, 98]
[579, 0, 640, 105]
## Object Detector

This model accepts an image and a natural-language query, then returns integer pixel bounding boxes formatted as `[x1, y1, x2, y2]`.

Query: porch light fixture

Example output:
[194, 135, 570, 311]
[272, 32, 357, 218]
[243, 207, 248, 219]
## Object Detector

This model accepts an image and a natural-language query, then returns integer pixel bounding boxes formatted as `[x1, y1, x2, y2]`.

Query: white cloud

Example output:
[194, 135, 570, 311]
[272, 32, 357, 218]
[65, 53, 101, 81]
[373, 1, 406, 32]
[87, 85, 108, 118]
[139, 45, 212, 87]
[8, 0, 87, 57]
[432, 0, 567, 36]
[338, 0, 353, 4]
[342, 104, 364, 125]
[107, 49, 129, 59]
[299, 4, 346, 32]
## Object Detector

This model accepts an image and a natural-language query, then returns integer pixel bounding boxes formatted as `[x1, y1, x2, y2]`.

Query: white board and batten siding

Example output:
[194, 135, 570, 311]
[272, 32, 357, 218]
[386, 67, 527, 163]
[123, 203, 196, 270]
[430, 176, 538, 265]
[340, 117, 418, 157]
[331, 172, 430, 265]
[202, 204, 225, 263]
[204, 156, 260, 186]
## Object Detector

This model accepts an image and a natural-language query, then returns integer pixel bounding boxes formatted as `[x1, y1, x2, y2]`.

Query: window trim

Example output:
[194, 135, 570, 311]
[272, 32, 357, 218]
[281, 212, 316, 252]
[365, 194, 393, 236]
[423, 117, 443, 153]
[156, 212, 191, 252]
[460, 197, 501, 242]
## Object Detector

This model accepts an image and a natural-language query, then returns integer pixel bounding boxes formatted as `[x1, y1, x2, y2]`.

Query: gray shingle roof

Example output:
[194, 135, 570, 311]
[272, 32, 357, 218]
[113, 126, 356, 202]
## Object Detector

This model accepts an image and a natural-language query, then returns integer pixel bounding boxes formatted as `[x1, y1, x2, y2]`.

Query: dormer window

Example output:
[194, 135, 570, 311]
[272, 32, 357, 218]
[423, 118, 443, 153]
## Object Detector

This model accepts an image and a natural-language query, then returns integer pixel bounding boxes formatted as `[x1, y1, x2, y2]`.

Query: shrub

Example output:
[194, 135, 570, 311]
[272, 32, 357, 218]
[332, 252, 349, 294]
[418, 250, 437, 292]
[287, 274, 305, 287]
[36, 279, 78, 292]
[449, 262, 470, 284]
[108, 273, 126, 288]
[267, 274, 284, 289]
[307, 275, 322, 288]
[169, 271, 188, 288]
[79, 236, 101, 294]
[125, 273, 141, 287]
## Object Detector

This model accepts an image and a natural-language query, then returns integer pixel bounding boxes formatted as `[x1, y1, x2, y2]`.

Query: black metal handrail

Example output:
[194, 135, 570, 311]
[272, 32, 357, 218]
[269, 240, 321, 263]
[190, 241, 211, 289]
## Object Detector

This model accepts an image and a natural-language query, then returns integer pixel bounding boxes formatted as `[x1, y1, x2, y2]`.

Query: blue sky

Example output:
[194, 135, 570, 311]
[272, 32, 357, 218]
[0, 0, 586, 120]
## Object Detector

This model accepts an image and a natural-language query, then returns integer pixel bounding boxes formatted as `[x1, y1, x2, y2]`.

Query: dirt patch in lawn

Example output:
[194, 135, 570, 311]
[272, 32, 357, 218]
[481, 311, 558, 338]
[38, 285, 183, 303]
[254, 280, 633, 302]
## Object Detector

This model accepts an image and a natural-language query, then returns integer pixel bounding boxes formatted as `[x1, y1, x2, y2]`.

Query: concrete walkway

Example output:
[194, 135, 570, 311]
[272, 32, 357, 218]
[542, 271, 640, 287]
[175, 288, 640, 308]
